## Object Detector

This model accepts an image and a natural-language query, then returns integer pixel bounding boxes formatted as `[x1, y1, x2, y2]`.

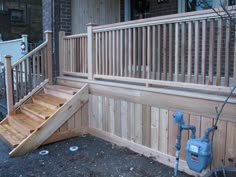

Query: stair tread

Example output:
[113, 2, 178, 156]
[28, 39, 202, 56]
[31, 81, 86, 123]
[3, 124, 26, 140]
[21, 103, 56, 120]
[0, 124, 22, 147]
[33, 94, 67, 107]
[8, 114, 43, 132]
[45, 85, 79, 95]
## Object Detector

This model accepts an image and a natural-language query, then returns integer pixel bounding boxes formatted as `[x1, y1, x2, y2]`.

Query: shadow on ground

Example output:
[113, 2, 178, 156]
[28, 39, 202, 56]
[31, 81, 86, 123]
[0, 134, 193, 177]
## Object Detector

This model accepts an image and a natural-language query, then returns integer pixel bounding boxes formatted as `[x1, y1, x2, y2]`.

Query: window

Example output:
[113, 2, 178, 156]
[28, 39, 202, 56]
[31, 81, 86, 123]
[9, 9, 23, 22]
[186, 0, 212, 12]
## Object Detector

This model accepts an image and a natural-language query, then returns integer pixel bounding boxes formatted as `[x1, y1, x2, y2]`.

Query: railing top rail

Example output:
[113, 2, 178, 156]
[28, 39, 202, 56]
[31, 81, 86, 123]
[64, 33, 87, 39]
[12, 41, 47, 67]
[0, 38, 22, 44]
[93, 7, 236, 32]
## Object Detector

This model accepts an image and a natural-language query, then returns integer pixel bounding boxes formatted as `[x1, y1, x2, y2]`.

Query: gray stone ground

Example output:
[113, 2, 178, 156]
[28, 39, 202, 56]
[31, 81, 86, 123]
[0, 134, 193, 177]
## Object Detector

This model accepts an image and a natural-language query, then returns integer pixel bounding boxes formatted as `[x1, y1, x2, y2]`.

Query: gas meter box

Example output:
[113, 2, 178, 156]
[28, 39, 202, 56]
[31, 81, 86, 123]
[186, 138, 212, 172]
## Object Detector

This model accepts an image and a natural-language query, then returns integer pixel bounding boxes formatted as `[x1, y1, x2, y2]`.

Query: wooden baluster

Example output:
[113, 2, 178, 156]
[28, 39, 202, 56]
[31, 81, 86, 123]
[133, 28, 137, 78]
[59, 31, 65, 77]
[208, 19, 214, 85]
[224, 21, 230, 87]
[37, 52, 40, 84]
[120, 29, 124, 76]
[109, 31, 112, 76]
[153, 26, 156, 80]
[181, 22, 186, 82]
[142, 27, 147, 79]
[128, 28, 132, 77]
[95, 33, 99, 74]
[201, 19, 207, 85]
[116, 30, 120, 76]
[163, 24, 167, 81]
[175, 23, 179, 82]
[15, 65, 19, 102]
[194, 20, 200, 84]
[105, 31, 109, 75]
[99, 33, 102, 74]
[125, 29, 128, 77]
[137, 28, 142, 78]
[216, 18, 223, 86]
[5, 55, 14, 115]
[234, 23, 236, 86]
[169, 23, 173, 81]
[19, 62, 23, 99]
[147, 26, 151, 79]
[24, 59, 28, 95]
[187, 22, 192, 83]
[102, 32, 105, 75]
[33, 54, 36, 88]
[157, 25, 161, 80]
[113, 30, 116, 76]
[85, 37, 88, 73]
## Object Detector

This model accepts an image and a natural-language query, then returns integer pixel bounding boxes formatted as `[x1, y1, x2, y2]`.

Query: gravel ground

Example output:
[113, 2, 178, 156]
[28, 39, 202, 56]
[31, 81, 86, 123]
[0, 134, 193, 177]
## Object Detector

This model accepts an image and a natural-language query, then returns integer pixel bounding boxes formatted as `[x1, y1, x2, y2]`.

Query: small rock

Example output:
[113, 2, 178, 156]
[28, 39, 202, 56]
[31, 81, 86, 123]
[130, 167, 134, 171]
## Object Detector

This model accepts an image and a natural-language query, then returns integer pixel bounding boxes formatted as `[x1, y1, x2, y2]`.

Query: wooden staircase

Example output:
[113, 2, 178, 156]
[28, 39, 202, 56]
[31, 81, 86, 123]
[0, 84, 88, 157]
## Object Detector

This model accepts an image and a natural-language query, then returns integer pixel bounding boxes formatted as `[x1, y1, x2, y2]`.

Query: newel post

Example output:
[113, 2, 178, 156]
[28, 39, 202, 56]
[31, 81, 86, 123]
[5, 55, 14, 115]
[59, 31, 65, 77]
[46, 31, 53, 84]
[87, 23, 97, 80]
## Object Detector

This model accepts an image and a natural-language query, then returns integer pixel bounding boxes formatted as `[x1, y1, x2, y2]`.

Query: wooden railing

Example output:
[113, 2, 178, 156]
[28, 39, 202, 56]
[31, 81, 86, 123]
[5, 31, 52, 114]
[60, 8, 236, 88]
[59, 32, 88, 77]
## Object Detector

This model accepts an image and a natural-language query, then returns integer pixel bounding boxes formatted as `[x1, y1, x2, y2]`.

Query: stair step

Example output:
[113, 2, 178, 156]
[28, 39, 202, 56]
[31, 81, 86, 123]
[33, 94, 66, 110]
[8, 114, 43, 133]
[45, 85, 79, 95]
[0, 124, 22, 148]
[21, 103, 56, 120]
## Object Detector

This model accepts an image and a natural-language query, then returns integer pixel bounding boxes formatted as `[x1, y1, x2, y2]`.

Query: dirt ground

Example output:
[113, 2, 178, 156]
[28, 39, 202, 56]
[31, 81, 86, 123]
[0, 134, 193, 177]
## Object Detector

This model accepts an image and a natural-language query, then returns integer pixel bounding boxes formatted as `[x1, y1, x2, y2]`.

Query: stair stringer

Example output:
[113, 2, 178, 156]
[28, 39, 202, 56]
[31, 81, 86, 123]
[9, 84, 89, 157]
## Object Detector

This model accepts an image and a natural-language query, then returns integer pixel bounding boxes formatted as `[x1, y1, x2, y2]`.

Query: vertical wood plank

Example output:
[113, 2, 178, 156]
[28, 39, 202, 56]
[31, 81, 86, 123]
[129, 102, 135, 141]
[225, 122, 236, 165]
[142, 105, 151, 147]
[98, 33, 102, 74]
[142, 27, 147, 79]
[159, 109, 169, 154]
[115, 99, 121, 137]
[91, 95, 98, 128]
[181, 22, 186, 82]
[151, 107, 159, 150]
[134, 103, 142, 144]
[208, 19, 214, 85]
[187, 21, 192, 83]
[152, 26, 156, 80]
[102, 97, 108, 131]
[109, 31, 112, 76]
[82, 102, 89, 128]
[213, 120, 227, 168]
[102, 32, 105, 75]
[147, 26, 151, 79]
[201, 19, 207, 84]
[175, 23, 179, 82]
[200, 116, 213, 138]
[169, 24, 173, 81]
[95, 33, 99, 74]
[108, 98, 115, 134]
[121, 101, 128, 139]
[157, 25, 161, 80]
[189, 114, 201, 138]
[180, 113, 190, 160]
[224, 21, 230, 87]
[168, 110, 177, 156]
[216, 18, 222, 86]
[74, 108, 82, 129]
[68, 115, 75, 130]
[194, 20, 199, 84]
[105, 31, 109, 75]
[97, 96, 103, 130]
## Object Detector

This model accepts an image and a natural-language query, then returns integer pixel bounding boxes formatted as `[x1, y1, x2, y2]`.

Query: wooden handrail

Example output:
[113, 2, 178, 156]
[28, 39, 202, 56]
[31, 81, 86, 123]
[12, 41, 47, 67]
[64, 33, 87, 39]
[93, 7, 236, 32]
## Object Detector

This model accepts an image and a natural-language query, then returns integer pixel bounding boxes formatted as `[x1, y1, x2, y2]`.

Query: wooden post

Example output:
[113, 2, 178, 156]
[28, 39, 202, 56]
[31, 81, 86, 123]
[5, 55, 14, 115]
[87, 23, 97, 80]
[59, 31, 65, 77]
[46, 31, 53, 84]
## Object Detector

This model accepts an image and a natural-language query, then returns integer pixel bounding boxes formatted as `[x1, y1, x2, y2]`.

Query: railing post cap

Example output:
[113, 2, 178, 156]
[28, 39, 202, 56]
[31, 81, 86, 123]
[86, 23, 97, 27]
[45, 30, 52, 33]
[21, 34, 28, 37]
[4, 55, 12, 59]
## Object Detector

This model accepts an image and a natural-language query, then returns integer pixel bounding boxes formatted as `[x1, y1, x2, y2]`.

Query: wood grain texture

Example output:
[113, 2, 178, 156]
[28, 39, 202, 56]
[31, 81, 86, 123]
[159, 109, 169, 154]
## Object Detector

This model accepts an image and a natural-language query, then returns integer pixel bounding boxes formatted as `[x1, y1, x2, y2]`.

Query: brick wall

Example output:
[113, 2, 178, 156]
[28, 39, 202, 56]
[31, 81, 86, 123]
[42, 0, 52, 32]
[59, 0, 71, 35]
